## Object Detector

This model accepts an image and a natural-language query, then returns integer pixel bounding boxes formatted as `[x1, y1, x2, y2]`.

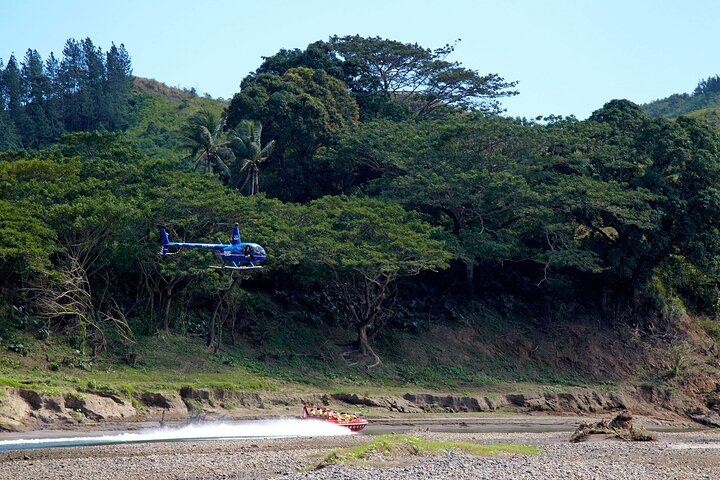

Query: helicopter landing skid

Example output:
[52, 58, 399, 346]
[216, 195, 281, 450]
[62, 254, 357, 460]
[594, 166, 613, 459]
[208, 265, 263, 271]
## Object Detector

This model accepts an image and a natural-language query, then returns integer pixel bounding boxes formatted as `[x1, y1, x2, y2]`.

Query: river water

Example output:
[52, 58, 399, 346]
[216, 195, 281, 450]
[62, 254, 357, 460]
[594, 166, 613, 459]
[0, 415, 709, 452]
[0, 418, 352, 451]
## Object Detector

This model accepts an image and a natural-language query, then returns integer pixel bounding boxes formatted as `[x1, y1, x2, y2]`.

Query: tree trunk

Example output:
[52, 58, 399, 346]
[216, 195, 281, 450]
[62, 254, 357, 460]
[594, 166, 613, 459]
[251, 166, 259, 195]
[465, 261, 475, 296]
[356, 321, 381, 368]
[450, 212, 462, 235]
[207, 274, 241, 349]
[357, 323, 370, 356]
[207, 302, 221, 347]
[162, 282, 175, 331]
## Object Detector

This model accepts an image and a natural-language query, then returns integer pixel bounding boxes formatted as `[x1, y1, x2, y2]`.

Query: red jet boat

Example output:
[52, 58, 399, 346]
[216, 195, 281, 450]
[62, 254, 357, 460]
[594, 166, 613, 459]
[302, 405, 368, 432]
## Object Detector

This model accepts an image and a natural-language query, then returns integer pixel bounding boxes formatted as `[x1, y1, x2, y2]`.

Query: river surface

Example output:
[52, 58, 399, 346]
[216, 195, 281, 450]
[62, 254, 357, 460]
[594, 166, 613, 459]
[0, 414, 706, 452]
[0, 418, 352, 451]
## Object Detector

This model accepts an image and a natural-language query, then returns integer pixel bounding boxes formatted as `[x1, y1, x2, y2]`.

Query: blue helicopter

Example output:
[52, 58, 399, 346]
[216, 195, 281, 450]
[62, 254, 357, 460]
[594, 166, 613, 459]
[160, 223, 266, 270]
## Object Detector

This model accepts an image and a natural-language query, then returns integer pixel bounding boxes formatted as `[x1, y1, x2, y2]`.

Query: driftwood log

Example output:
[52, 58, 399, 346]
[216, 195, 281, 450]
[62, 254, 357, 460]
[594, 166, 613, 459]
[570, 410, 656, 442]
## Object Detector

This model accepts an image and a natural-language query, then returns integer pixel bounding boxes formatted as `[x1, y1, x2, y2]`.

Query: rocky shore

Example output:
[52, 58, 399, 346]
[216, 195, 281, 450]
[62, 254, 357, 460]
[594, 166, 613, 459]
[1, 428, 719, 479]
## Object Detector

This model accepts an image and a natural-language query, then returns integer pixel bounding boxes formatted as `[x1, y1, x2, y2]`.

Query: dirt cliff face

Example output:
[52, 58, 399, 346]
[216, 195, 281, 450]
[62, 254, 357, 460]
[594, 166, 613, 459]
[1, 384, 717, 432]
[0, 389, 181, 431]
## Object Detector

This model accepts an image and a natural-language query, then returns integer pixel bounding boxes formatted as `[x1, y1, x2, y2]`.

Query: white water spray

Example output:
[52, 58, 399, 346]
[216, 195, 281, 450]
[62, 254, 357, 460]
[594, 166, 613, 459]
[0, 418, 353, 451]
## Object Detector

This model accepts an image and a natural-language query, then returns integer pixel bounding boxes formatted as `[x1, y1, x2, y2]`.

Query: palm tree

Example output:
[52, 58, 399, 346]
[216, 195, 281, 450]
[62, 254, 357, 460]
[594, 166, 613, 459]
[230, 121, 275, 195]
[180, 109, 235, 183]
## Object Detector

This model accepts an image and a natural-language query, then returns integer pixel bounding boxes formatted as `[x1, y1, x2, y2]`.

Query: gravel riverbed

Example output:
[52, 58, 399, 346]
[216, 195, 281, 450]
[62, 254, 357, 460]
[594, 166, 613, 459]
[1, 428, 718, 479]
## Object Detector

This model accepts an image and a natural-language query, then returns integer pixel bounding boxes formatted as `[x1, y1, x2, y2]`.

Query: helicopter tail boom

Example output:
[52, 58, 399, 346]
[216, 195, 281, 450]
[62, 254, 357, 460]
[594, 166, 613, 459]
[160, 228, 171, 255]
[161, 228, 170, 246]
[231, 223, 241, 245]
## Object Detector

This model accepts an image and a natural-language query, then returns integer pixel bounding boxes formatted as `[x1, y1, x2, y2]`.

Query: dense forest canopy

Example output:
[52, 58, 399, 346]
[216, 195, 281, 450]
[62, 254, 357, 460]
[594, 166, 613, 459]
[0, 38, 133, 149]
[250, 36, 518, 121]
[1, 36, 719, 368]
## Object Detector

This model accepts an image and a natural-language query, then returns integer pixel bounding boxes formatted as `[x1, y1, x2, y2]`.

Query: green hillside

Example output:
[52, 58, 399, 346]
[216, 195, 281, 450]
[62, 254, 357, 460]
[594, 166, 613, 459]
[642, 75, 720, 118]
[1, 36, 719, 427]
[127, 78, 227, 157]
[684, 104, 720, 129]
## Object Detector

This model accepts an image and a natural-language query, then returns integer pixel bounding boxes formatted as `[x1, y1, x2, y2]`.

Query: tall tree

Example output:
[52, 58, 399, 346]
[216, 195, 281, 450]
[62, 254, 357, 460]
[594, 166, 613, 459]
[330, 35, 519, 117]
[105, 43, 133, 131]
[80, 38, 106, 129]
[21, 49, 53, 146]
[0, 57, 21, 149]
[226, 67, 359, 201]
[3, 55, 28, 145]
[180, 108, 235, 182]
[230, 121, 275, 195]
[227, 67, 358, 155]
[303, 196, 451, 365]
[59, 38, 85, 131]
[256, 41, 345, 79]
[256, 36, 519, 120]
[43, 52, 64, 139]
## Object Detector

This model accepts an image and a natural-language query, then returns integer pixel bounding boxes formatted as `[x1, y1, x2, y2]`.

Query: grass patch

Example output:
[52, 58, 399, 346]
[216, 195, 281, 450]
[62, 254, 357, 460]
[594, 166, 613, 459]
[696, 316, 720, 341]
[65, 391, 86, 401]
[0, 326, 620, 403]
[313, 434, 538, 469]
[0, 377, 22, 388]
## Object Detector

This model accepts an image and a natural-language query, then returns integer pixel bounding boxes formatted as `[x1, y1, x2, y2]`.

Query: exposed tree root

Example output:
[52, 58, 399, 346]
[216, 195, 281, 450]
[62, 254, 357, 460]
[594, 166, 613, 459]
[570, 410, 656, 442]
[341, 347, 382, 369]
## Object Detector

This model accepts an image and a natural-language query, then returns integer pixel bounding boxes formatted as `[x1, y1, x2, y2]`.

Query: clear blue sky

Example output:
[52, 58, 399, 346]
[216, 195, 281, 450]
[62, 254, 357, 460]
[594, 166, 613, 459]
[2, 0, 719, 119]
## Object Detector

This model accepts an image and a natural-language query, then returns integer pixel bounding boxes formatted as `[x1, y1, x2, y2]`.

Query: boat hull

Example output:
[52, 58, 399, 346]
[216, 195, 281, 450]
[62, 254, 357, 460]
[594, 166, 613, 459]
[302, 405, 368, 432]
[303, 416, 368, 432]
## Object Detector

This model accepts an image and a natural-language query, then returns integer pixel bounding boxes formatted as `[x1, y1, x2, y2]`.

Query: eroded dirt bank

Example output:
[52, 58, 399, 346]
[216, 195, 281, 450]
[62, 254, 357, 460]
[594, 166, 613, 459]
[2, 384, 720, 432]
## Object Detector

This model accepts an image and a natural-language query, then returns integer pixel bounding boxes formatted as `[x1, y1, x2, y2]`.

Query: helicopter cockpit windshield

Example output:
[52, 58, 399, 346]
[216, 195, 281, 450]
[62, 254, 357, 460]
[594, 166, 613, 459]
[244, 244, 265, 256]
